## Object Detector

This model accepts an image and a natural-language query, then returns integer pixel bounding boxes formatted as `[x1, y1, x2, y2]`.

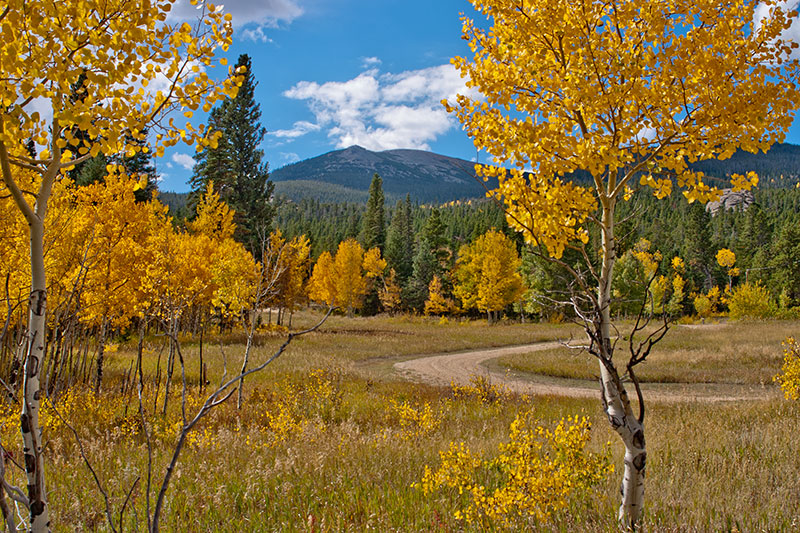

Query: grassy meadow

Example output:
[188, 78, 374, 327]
[10, 311, 800, 531]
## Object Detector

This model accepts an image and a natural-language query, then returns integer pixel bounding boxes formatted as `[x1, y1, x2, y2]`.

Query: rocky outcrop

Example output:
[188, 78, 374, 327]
[705, 188, 755, 215]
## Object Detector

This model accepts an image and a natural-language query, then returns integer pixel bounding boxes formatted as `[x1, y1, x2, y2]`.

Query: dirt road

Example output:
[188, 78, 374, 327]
[393, 341, 779, 403]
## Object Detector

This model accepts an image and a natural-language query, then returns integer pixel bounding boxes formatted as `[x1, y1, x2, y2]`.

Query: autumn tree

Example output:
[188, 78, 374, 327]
[716, 248, 738, 290]
[453, 229, 524, 324]
[0, 0, 242, 529]
[424, 275, 453, 317]
[277, 235, 311, 327]
[307, 239, 384, 316]
[379, 268, 403, 314]
[72, 172, 159, 393]
[447, 0, 799, 527]
[308, 251, 338, 308]
[334, 239, 369, 316]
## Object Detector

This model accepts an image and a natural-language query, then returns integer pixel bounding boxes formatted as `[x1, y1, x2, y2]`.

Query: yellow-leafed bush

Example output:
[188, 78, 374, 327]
[416, 413, 612, 527]
[451, 375, 508, 405]
[728, 282, 774, 320]
[776, 337, 800, 401]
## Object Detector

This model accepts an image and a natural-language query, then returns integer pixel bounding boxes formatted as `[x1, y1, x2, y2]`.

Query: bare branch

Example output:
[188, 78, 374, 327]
[44, 396, 117, 533]
[119, 476, 140, 533]
[150, 307, 335, 533]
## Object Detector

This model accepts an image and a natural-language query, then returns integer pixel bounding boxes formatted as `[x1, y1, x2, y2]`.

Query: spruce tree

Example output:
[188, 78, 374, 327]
[359, 173, 386, 251]
[403, 238, 440, 311]
[421, 208, 452, 270]
[682, 203, 714, 290]
[69, 73, 158, 199]
[189, 54, 274, 254]
[385, 194, 414, 283]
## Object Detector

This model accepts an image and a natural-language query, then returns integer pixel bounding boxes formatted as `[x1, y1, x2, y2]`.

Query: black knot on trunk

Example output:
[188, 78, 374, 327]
[30, 500, 45, 517]
[633, 451, 647, 472]
[632, 428, 645, 449]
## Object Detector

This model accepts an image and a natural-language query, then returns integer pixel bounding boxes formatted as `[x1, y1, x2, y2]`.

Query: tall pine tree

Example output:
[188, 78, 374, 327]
[359, 173, 386, 252]
[385, 194, 414, 284]
[190, 54, 274, 254]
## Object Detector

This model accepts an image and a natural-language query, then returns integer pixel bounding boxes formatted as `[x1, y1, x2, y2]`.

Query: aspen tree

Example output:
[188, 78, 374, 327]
[447, 0, 799, 527]
[453, 229, 523, 323]
[0, 1, 243, 528]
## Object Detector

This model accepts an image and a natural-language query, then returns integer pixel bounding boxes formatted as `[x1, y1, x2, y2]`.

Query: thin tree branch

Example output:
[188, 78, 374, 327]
[44, 396, 117, 533]
[150, 307, 334, 532]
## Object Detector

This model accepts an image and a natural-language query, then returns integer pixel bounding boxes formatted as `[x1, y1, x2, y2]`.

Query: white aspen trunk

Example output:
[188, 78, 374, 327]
[597, 197, 646, 530]
[1, 131, 56, 529]
[23, 215, 51, 532]
[237, 313, 255, 409]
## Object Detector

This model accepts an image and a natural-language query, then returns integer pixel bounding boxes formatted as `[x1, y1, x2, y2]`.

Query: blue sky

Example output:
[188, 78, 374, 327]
[160, 0, 480, 191]
[159, 0, 800, 192]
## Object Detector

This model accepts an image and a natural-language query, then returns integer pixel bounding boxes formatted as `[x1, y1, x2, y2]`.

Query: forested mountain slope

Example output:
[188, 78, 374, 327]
[271, 145, 491, 202]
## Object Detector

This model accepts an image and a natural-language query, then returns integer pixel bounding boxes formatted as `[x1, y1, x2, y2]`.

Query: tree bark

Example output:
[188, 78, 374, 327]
[597, 196, 646, 530]
[22, 214, 51, 532]
[236, 314, 255, 409]
[94, 319, 107, 394]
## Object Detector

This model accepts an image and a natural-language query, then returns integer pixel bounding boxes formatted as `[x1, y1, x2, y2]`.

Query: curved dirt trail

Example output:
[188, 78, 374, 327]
[393, 341, 779, 403]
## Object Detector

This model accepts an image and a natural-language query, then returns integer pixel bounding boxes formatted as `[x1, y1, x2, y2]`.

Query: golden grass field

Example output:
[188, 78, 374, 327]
[6, 312, 798, 531]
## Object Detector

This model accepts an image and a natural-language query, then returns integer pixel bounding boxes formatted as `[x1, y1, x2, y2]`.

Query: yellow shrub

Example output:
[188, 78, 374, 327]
[728, 282, 775, 319]
[775, 337, 800, 400]
[388, 399, 440, 440]
[416, 413, 612, 527]
[451, 375, 508, 405]
[693, 294, 712, 319]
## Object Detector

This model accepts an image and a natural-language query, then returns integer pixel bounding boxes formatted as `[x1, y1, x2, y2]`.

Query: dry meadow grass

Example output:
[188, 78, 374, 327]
[14, 311, 800, 531]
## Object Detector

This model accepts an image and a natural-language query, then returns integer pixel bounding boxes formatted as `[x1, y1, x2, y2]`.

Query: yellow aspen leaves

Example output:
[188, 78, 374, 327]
[416, 413, 612, 526]
[730, 171, 759, 192]
[453, 230, 524, 317]
[775, 338, 800, 401]
[424, 275, 453, 316]
[448, 0, 800, 256]
[0, 0, 244, 176]
[716, 249, 736, 270]
[189, 182, 236, 241]
[308, 251, 338, 308]
[363, 247, 387, 279]
[308, 240, 384, 315]
[333, 239, 369, 315]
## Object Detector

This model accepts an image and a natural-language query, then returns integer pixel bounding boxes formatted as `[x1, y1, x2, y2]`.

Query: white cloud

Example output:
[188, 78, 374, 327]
[169, 0, 302, 46]
[361, 56, 382, 68]
[280, 152, 300, 164]
[754, 1, 800, 58]
[271, 120, 321, 138]
[282, 63, 476, 151]
[172, 152, 196, 170]
[169, 0, 303, 27]
[241, 26, 273, 43]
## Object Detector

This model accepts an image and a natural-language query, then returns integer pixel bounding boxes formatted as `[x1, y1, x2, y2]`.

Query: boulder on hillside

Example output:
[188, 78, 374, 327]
[705, 188, 755, 215]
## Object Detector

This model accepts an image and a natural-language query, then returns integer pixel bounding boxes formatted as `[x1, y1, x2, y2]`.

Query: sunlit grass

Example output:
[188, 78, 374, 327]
[14, 312, 800, 530]
[497, 320, 798, 384]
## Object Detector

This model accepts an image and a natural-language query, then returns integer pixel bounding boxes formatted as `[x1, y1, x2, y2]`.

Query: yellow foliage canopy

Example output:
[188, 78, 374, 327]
[448, 0, 800, 258]
[454, 229, 524, 315]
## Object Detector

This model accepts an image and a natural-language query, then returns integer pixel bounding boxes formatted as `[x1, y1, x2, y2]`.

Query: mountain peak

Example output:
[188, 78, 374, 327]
[272, 146, 489, 202]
